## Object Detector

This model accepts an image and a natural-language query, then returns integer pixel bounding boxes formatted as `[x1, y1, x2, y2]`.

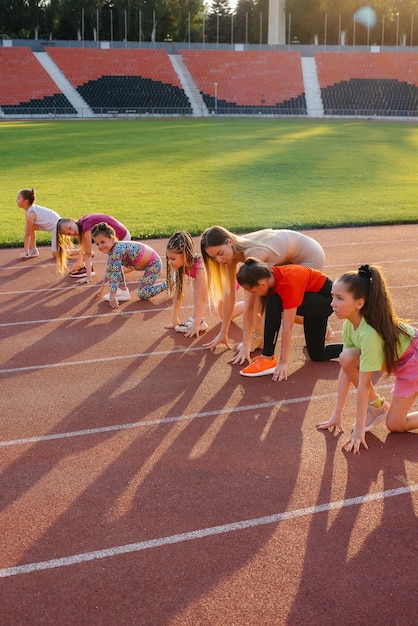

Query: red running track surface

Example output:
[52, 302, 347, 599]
[0, 225, 417, 625]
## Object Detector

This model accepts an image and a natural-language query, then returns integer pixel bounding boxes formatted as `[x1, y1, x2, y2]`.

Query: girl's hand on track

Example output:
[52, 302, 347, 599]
[272, 362, 288, 382]
[228, 346, 251, 365]
[109, 296, 119, 309]
[342, 427, 368, 455]
[316, 416, 344, 432]
[203, 332, 232, 351]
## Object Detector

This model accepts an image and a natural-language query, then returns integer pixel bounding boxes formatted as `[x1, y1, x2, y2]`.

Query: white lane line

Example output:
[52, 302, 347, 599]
[0, 306, 179, 328]
[0, 285, 97, 294]
[0, 345, 207, 375]
[0, 484, 416, 579]
[0, 384, 394, 448]
[0, 293, 415, 329]
[0, 279, 164, 296]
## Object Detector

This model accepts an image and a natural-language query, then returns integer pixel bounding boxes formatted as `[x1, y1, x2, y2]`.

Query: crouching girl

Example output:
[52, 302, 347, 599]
[236, 259, 342, 380]
[92, 222, 166, 309]
[317, 264, 418, 454]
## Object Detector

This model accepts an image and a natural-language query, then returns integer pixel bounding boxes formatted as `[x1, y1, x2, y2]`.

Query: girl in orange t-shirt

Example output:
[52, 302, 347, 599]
[237, 259, 342, 380]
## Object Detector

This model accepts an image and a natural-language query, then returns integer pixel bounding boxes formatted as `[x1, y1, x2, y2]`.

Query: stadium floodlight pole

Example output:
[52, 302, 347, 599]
[288, 12, 291, 50]
[125, 9, 128, 48]
[139, 10, 142, 48]
[245, 12, 248, 48]
[188, 12, 190, 49]
[411, 15, 414, 50]
[381, 13, 385, 48]
[352, 14, 356, 50]
[110, 10, 113, 48]
[277, 2, 279, 49]
[367, 11, 370, 47]
[153, 10, 156, 48]
[97, 9, 99, 48]
[231, 14, 234, 48]
[259, 13, 262, 49]
[217, 13, 219, 49]
[81, 8, 84, 48]
[203, 12, 205, 49]
[396, 12, 400, 48]
[338, 13, 341, 50]
[324, 13, 327, 50]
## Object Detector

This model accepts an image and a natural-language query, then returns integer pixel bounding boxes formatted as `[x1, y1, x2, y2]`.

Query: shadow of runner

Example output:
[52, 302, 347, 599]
[286, 428, 418, 625]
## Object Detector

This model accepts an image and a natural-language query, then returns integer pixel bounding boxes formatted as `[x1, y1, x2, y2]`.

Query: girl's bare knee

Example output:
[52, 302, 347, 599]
[339, 347, 360, 369]
[387, 424, 405, 433]
[386, 415, 405, 433]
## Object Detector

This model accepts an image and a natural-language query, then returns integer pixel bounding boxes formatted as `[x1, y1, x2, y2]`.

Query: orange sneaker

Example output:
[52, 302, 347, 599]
[240, 355, 277, 377]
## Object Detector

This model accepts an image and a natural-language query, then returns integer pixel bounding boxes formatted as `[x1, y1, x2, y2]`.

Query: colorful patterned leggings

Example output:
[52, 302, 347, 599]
[137, 252, 167, 300]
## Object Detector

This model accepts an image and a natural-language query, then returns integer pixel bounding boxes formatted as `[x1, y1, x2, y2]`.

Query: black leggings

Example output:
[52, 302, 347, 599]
[263, 278, 343, 361]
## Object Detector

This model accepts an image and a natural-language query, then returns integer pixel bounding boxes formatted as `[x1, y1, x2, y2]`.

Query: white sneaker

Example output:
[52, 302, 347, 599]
[104, 288, 131, 302]
[175, 317, 208, 333]
[20, 248, 39, 259]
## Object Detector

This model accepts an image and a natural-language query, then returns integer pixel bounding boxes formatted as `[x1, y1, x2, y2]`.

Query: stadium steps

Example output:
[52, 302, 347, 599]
[168, 54, 208, 117]
[33, 52, 94, 117]
[301, 56, 324, 118]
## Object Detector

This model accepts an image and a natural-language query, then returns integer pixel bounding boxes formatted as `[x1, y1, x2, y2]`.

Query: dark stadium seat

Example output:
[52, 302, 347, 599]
[315, 51, 418, 116]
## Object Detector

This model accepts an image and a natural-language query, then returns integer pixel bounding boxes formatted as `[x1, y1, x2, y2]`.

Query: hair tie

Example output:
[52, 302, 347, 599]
[358, 264, 372, 282]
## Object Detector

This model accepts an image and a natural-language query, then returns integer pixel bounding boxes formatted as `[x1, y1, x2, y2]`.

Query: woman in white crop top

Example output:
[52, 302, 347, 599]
[200, 226, 326, 365]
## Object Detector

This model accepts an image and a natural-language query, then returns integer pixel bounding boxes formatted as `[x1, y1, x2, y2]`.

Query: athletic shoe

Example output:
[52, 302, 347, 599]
[20, 248, 39, 258]
[69, 265, 95, 278]
[175, 317, 208, 333]
[240, 355, 277, 377]
[104, 288, 131, 302]
[365, 398, 390, 431]
[237, 332, 264, 352]
[352, 397, 390, 432]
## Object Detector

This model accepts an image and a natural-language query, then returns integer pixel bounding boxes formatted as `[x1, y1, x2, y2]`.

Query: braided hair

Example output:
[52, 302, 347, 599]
[166, 231, 199, 299]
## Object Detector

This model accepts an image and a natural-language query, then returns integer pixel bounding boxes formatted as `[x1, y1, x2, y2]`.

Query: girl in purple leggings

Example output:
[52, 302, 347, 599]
[92, 222, 166, 309]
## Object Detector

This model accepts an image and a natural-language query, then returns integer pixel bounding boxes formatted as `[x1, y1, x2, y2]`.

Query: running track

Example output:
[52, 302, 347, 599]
[0, 225, 417, 625]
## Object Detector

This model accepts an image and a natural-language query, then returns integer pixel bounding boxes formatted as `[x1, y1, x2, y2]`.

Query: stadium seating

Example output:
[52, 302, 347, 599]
[315, 52, 418, 116]
[181, 50, 307, 114]
[0, 47, 76, 115]
[47, 48, 192, 114]
[2, 47, 418, 118]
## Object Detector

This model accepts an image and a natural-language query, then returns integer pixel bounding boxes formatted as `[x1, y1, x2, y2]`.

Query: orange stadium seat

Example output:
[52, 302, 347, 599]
[47, 48, 191, 114]
[0, 47, 76, 114]
[181, 50, 307, 114]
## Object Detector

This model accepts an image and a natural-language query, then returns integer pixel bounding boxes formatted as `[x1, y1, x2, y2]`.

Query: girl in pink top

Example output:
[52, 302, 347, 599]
[165, 230, 244, 338]
[55, 213, 130, 283]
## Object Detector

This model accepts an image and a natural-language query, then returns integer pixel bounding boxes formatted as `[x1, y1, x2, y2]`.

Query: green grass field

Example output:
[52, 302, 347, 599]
[1, 118, 417, 247]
